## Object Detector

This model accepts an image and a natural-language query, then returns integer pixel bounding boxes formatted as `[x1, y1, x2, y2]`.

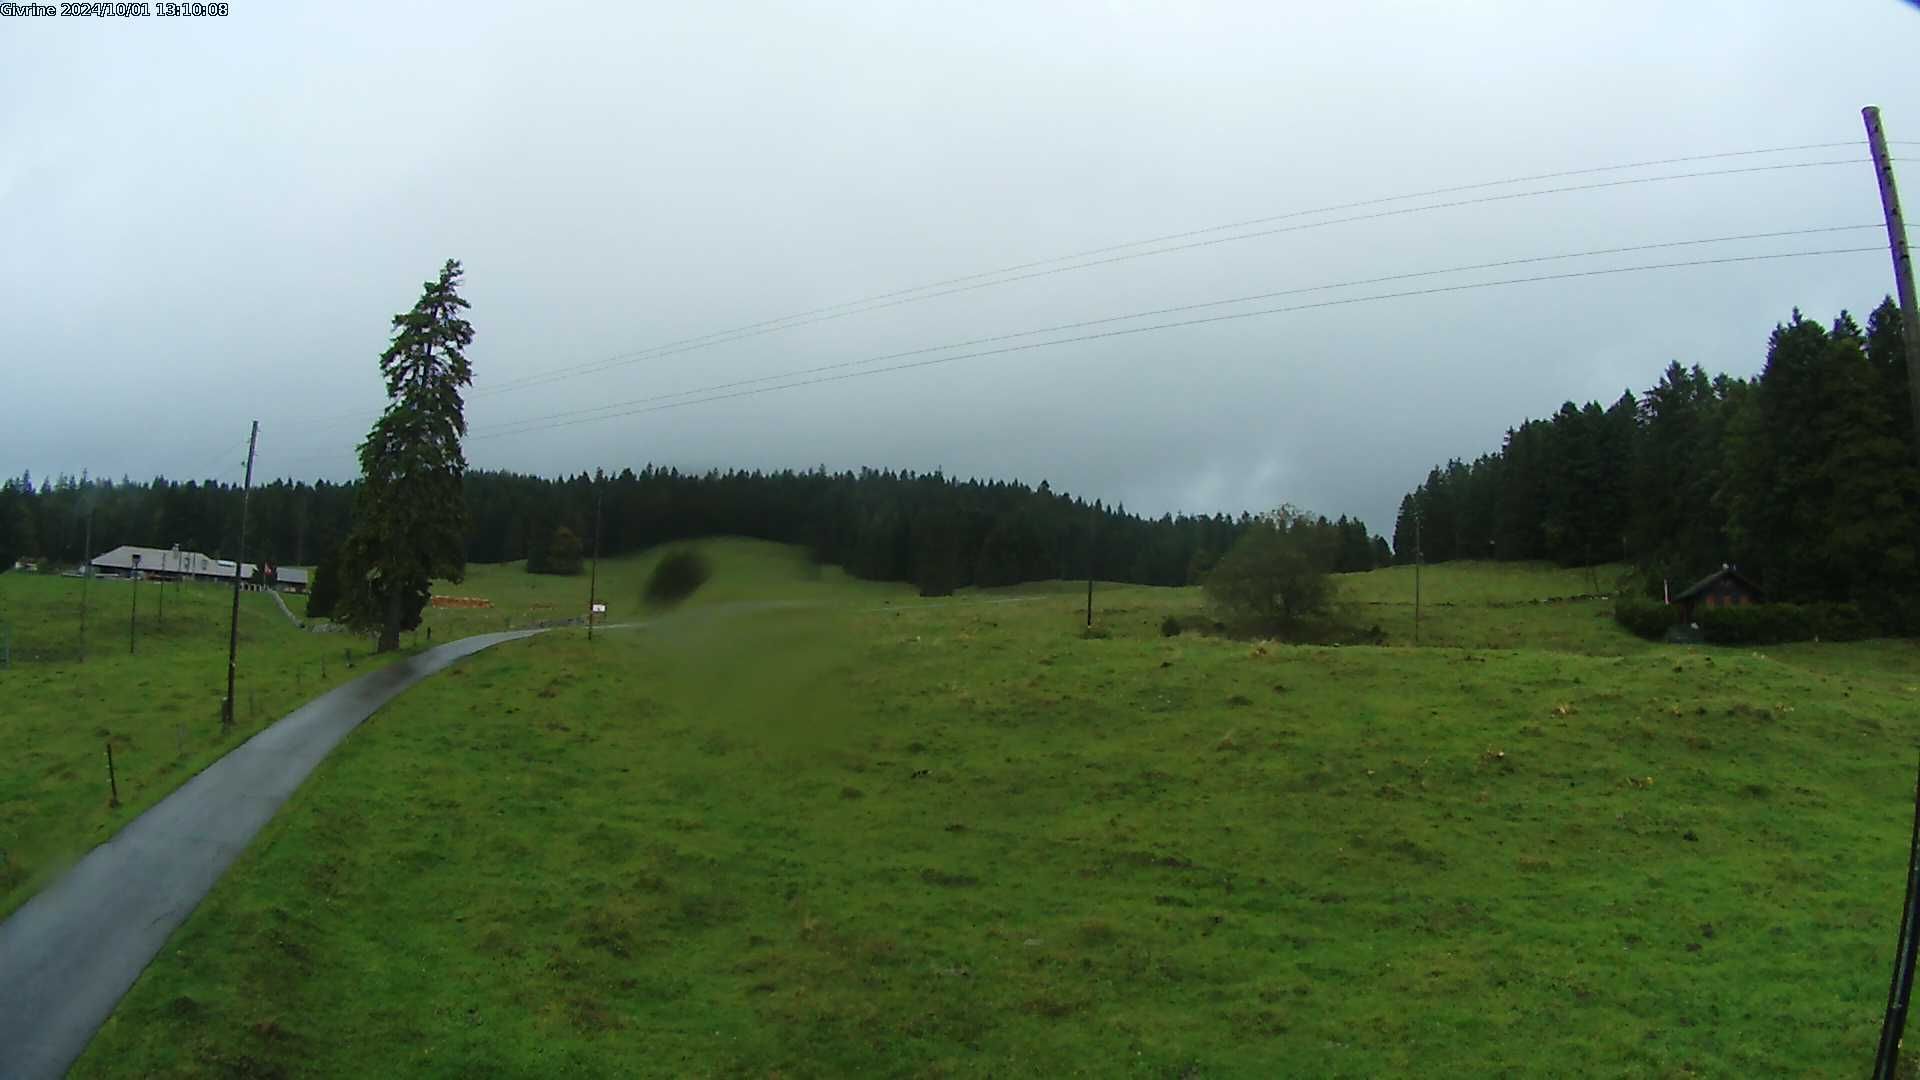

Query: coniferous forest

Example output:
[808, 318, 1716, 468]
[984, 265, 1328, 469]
[0, 465, 1390, 597]
[1392, 299, 1918, 627]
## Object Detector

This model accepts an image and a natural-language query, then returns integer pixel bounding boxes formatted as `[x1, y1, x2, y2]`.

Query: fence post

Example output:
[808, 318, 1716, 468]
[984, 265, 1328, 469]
[105, 742, 119, 808]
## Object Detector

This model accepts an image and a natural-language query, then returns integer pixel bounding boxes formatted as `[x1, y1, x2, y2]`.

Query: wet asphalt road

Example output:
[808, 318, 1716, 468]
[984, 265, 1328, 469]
[0, 628, 544, 1080]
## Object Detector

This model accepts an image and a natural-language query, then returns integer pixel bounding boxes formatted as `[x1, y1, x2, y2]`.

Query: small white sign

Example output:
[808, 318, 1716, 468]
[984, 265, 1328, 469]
[591, 603, 607, 614]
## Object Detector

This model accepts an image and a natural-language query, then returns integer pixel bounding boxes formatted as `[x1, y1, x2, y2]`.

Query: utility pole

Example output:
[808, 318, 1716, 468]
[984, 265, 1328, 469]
[1085, 511, 1096, 629]
[1865, 106, 1920, 1080]
[78, 508, 92, 662]
[1864, 106, 1920, 468]
[1413, 507, 1423, 647]
[156, 546, 165, 630]
[129, 552, 140, 655]
[223, 421, 259, 731]
[587, 481, 602, 642]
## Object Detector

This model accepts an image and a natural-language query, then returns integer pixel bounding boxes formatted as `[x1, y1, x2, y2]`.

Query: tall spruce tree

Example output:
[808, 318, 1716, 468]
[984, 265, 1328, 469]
[339, 259, 476, 651]
[0, 480, 16, 573]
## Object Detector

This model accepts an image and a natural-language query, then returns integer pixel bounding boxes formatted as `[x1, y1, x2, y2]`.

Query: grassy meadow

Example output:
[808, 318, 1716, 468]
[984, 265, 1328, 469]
[0, 572, 419, 917]
[0, 540, 910, 921]
[407, 538, 915, 640]
[47, 548, 1920, 1076]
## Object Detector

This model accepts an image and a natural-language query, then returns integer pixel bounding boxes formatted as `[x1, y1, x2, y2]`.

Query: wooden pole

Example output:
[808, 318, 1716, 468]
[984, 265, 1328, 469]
[105, 742, 119, 808]
[1413, 507, 1423, 647]
[223, 421, 258, 731]
[588, 483, 602, 642]
[78, 509, 91, 662]
[1864, 106, 1920, 468]
[1874, 757, 1920, 1079]
[1085, 513, 1095, 629]
[1865, 106, 1920, 1080]
[129, 553, 140, 655]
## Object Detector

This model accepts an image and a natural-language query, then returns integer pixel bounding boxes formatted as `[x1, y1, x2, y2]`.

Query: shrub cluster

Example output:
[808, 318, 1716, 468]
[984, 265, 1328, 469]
[1693, 602, 1870, 645]
[1613, 596, 1679, 640]
[1614, 596, 1872, 644]
[644, 548, 711, 607]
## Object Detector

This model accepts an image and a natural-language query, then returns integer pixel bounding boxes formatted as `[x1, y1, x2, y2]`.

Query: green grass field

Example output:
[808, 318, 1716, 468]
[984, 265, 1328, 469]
[0, 573, 417, 917]
[408, 538, 916, 640]
[51, 548, 1920, 1075]
[0, 541, 899, 919]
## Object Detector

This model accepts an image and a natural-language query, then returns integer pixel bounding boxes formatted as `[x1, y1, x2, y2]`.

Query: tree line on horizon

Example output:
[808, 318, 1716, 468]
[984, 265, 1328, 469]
[0, 464, 1391, 599]
[0, 259, 1410, 618]
[1391, 298, 1918, 628]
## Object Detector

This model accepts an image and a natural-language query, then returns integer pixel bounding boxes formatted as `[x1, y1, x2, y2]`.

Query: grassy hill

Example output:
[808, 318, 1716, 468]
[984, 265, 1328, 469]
[410, 537, 917, 639]
[50, 549, 1920, 1075]
[0, 540, 912, 917]
[0, 572, 422, 916]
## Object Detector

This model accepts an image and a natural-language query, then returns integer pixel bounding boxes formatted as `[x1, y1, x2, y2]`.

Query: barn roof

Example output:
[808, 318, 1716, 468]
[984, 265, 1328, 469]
[1673, 565, 1762, 603]
[90, 544, 308, 584]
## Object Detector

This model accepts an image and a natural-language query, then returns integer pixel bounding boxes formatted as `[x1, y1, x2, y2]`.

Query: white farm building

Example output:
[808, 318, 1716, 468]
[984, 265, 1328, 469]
[88, 545, 310, 594]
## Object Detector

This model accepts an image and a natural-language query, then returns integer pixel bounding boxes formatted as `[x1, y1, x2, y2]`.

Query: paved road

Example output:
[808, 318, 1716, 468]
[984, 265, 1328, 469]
[0, 628, 544, 1080]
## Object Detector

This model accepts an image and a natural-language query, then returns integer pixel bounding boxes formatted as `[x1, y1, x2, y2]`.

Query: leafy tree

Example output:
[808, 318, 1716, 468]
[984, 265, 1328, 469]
[1186, 545, 1219, 585]
[306, 546, 343, 620]
[337, 259, 476, 651]
[537, 525, 584, 576]
[644, 548, 711, 607]
[1205, 506, 1337, 628]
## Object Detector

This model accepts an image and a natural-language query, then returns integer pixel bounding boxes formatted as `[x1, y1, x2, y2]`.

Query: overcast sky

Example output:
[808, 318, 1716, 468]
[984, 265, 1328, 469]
[4, 1, 1918, 535]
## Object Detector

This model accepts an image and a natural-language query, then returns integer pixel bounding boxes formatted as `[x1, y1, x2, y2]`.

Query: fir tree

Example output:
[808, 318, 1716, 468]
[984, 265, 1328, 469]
[338, 259, 476, 651]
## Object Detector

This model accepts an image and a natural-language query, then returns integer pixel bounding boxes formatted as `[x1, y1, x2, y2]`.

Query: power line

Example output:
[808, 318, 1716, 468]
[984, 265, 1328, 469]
[470, 245, 1882, 441]
[278, 141, 1874, 438]
[168, 435, 252, 484]
[471, 225, 1881, 436]
[480, 144, 1870, 391]
[476, 156, 1868, 399]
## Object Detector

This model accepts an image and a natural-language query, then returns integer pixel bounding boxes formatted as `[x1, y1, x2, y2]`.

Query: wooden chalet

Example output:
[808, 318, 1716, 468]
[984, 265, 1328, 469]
[1673, 565, 1762, 622]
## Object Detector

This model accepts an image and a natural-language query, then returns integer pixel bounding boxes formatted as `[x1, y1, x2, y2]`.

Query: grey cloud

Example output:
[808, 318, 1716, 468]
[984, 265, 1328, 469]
[4, 0, 1916, 537]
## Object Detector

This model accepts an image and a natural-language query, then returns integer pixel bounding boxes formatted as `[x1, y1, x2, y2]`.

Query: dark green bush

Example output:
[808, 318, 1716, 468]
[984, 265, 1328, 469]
[1696, 602, 1873, 645]
[644, 548, 711, 608]
[305, 548, 342, 620]
[1693, 604, 1795, 645]
[1160, 614, 1182, 637]
[1810, 603, 1873, 641]
[527, 526, 585, 576]
[1613, 596, 1679, 640]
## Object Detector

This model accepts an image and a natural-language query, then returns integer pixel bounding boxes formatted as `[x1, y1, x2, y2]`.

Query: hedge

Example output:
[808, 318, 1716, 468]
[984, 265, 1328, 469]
[1615, 597, 1873, 645]
[1613, 597, 1680, 640]
[1693, 602, 1871, 645]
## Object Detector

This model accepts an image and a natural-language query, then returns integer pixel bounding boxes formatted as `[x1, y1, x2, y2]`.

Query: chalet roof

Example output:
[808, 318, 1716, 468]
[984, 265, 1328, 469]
[1673, 565, 1762, 603]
